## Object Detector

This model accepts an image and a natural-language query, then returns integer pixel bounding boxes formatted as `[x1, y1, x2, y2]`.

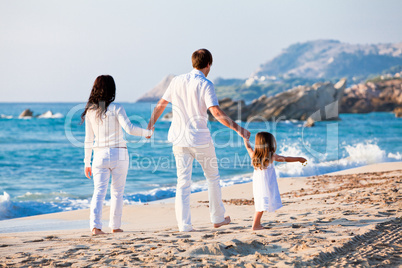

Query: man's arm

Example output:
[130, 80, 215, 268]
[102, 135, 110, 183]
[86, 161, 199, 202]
[209, 105, 250, 139]
[147, 98, 169, 130]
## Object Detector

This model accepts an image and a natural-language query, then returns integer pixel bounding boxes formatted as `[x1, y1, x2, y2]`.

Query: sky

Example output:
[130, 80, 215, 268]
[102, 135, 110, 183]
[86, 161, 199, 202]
[1, 0, 401, 102]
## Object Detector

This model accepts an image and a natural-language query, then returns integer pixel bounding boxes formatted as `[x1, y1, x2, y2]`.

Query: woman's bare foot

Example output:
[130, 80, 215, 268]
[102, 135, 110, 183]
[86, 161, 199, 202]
[92, 228, 106, 235]
[214, 216, 231, 228]
[112, 228, 124, 233]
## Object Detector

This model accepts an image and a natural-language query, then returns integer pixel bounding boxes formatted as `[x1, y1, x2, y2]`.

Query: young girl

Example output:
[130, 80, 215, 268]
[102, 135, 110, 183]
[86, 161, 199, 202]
[243, 132, 306, 230]
[82, 75, 153, 235]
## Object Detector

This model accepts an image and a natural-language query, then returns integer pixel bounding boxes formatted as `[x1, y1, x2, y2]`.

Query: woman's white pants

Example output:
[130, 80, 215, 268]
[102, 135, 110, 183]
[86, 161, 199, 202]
[90, 148, 129, 230]
[173, 142, 226, 232]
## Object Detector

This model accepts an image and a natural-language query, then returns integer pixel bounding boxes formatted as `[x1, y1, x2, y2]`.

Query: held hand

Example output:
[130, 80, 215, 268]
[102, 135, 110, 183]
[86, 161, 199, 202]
[238, 127, 251, 140]
[85, 167, 92, 179]
[146, 127, 155, 139]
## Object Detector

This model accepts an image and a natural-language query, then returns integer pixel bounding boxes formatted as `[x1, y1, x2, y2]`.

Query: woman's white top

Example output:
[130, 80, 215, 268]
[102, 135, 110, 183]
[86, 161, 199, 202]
[84, 103, 152, 167]
[252, 163, 283, 212]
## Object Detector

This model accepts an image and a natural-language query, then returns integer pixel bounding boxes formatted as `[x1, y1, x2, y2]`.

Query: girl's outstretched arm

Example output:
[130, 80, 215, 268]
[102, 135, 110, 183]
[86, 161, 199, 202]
[243, 138, 254, 158]
[274, 154, 306, 163]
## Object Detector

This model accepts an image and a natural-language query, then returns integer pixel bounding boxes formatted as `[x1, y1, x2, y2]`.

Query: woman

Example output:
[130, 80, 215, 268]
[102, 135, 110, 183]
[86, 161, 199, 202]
[82, 75, 153, 235]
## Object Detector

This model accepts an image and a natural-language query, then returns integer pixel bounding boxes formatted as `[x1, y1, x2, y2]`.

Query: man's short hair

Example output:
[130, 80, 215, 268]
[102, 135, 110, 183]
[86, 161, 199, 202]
[192, 49, 213, 70]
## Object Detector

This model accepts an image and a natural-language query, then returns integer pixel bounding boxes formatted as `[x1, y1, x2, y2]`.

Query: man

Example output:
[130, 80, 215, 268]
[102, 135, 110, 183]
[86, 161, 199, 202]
[147, 48, 250, 232]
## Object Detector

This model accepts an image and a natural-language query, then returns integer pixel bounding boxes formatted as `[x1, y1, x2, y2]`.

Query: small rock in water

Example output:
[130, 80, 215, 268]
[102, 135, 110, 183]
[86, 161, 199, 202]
[394, 107, 402, 118]
[19, 109, 33, 118]
[38, 110, 54, 118]
[304, 117, 315, 127]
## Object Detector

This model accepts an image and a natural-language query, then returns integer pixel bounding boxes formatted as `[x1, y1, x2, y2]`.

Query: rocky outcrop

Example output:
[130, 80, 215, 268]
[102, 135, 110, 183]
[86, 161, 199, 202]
[17, 109, 63, 119]
[208, 98, 246, 121]
[394, 107, 402, 117]
[163, 79, 346, 123]
[163, 98, 247, 121]
[243, 79, 346, 121]
[161, 78, 402, 123]
[340, 79, 402, 114]
[19, 109, 33, 118]
[137, 75, 175, 102]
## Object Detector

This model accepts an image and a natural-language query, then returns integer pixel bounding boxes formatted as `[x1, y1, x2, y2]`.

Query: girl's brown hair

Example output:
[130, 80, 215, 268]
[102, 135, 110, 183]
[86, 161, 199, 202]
[252, 132, 277, 170]
[81, 75, 116, 124]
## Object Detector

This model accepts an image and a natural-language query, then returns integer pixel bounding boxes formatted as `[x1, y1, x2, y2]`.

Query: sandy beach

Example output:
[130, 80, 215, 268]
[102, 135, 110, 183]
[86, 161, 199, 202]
[0, 162, 401, 267]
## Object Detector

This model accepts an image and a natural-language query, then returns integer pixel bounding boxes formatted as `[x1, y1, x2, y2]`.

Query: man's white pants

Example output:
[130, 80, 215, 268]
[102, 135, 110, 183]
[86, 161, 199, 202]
[173, 142, 226, 232]
[90, 148, 129, 230]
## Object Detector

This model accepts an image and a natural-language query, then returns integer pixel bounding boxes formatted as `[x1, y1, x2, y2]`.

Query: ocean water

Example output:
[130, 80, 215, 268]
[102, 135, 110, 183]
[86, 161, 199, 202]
[0, 102, 401, 221]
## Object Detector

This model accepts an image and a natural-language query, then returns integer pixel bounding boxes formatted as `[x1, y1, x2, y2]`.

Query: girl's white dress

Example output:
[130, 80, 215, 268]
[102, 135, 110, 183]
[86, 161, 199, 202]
[253, 163, 283, 212]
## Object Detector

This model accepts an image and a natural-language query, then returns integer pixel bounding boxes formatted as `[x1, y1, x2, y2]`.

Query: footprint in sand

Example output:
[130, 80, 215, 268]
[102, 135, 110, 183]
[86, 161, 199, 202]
[214, 231, 232, 235]
[174, 234, 192, 239]
[270, 233, 281, 236]
[157, 234, 170, 237]
[44, 235, 58, 240]
[178, 238, 194, 243]
[201, 234, 214, 239]
[291, 224, 303, 229]
[134, 237, 153, 241]
[23, 239, 44, 243]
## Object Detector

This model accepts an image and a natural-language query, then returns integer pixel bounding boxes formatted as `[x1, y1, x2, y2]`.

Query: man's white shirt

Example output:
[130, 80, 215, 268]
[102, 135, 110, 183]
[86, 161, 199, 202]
[162, 69, 219, 147]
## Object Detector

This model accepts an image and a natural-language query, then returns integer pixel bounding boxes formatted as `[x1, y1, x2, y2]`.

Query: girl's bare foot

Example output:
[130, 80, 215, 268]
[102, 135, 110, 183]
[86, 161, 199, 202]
[92, 228, 106, 235]
[251, 225, 266, 230]
[112, 228, 123, 233]
[214, 216, 231, 228]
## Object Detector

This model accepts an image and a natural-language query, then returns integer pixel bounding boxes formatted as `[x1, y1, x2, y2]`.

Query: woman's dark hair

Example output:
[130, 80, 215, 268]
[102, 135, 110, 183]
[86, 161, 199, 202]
[81, 75, 116, 123]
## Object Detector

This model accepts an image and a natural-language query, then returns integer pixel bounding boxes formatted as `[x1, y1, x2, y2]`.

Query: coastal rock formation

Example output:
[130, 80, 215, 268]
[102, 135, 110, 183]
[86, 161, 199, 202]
[243, 79, 346, 121]
[209, 98, 247, 121]
[137, 75, 175, 102]
[394, 107, 402, 117]
[19, 109, 33, 118]
[163, 79, 346, 122]
[163, 98, 247, 121]
[340, 79, 402, 114]
[161, 78, 402, 123]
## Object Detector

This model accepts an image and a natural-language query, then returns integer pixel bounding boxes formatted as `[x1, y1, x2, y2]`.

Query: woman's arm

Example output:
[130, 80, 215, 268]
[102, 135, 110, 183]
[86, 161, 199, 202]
[243, 138, 254, 158]
[84, 117, 94, 179]
[117, 105, 153, 137]
[273, 154, 306, 163]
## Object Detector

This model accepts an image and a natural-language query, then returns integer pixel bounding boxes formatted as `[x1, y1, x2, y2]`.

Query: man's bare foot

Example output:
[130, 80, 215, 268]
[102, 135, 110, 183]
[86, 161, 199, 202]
[92, 228, 106, 235]
[112, 228, 123, 233]
[214, 216, 231, 228]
